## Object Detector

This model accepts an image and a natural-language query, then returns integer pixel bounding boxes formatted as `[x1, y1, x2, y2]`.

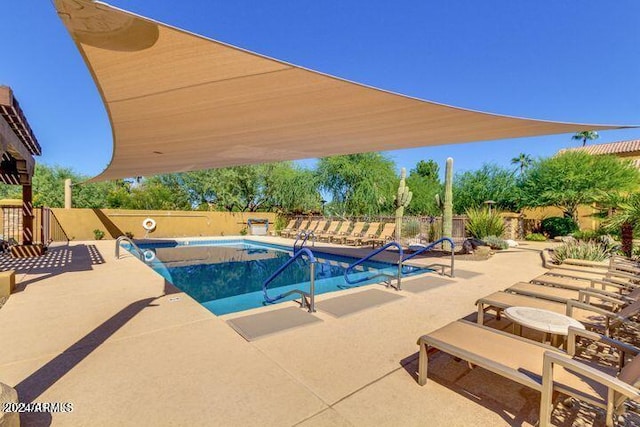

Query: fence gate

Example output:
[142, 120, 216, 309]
[1, 206, 69, 246]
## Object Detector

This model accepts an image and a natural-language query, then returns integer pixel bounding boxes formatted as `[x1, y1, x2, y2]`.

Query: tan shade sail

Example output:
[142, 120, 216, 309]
[54, 0, 629, 181]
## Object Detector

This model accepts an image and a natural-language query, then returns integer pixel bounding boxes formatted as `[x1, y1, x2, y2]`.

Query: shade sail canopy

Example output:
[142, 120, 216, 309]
[54, 0, 629, 181]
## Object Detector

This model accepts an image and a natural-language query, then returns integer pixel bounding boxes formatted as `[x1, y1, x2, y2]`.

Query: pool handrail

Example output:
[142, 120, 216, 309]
[115, 236, 145, 261]
[402, 237, 455, 277]
[344, 241, 404, 290]
[293, 230, 315, 253]
[263, 247, 317, 312]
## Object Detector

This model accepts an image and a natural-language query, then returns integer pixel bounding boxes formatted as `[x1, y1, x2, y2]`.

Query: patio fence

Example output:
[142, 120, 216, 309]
[285, 213, 528, 243]
[1, 206, 69, 246]
[287, 215, 468, 245]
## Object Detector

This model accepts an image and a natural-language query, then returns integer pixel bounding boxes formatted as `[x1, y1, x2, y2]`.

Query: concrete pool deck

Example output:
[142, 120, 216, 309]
[0, 238, 575, 426]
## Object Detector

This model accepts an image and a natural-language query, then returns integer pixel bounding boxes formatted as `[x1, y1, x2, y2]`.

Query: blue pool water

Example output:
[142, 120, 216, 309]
[132, 239, 428, 315]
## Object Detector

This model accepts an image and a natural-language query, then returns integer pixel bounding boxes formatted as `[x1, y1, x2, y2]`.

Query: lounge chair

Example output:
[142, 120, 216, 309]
[532, 269, 640, 283]
[303, 220, 319, 234]
[282, 220, 309, 238]
[317, 221, 343, 241]
[362, 222, 395, 248]
[547, 259, 639, 281]
[476, 291, 640, 337]
[417, 319, 640, 426]
[505, 281, 635, 306]
[329, 222, 353, 243]
[532, 272, 638, 293]
[333, 222, 365, 244]
[312, 220, 328, 235]
[345, 222, 379, 246]
[278, 219, 297, 237]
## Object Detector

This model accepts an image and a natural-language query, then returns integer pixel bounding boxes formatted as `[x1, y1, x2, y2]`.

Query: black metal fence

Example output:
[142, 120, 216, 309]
[1, 206, 69, 245]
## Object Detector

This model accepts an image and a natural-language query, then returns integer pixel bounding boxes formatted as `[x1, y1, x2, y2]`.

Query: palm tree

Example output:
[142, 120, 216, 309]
[572, 131, 599, 147]
[602, 192, 640, 257]
[510, 153, 532, 174]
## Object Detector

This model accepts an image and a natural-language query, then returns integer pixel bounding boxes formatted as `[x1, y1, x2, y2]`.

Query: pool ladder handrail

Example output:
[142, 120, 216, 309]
[402, 237, 455, 277]
[293, 230, 315, 253]
[263, 247, 317, 313]
[115, 236, 145, 261]
[344, 241, 404, 290]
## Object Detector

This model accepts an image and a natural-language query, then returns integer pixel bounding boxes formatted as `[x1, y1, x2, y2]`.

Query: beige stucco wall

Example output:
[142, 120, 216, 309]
[522, 205, 599, 231]
[50, 209, 278, 240]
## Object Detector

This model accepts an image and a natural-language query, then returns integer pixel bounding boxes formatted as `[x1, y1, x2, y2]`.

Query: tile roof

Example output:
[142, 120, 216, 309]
[559, 139, 640, 156]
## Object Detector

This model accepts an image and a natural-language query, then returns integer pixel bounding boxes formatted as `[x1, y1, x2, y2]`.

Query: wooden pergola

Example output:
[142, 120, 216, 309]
[0, 86, 41, 254]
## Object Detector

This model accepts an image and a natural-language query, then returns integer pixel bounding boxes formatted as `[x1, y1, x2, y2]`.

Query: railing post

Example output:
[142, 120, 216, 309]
[309, 262, 316, 312]
[397, 252, 403, 291]
[39, 207, 44, 245]
[450, 246, 455, 278]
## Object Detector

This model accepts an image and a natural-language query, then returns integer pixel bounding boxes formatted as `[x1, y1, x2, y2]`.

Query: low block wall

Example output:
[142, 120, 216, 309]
[50, 208, 278, 241]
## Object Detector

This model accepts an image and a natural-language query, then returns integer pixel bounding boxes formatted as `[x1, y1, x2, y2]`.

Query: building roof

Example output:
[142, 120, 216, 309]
[54, 0, 632, 181]
[559, 140, 640, 156]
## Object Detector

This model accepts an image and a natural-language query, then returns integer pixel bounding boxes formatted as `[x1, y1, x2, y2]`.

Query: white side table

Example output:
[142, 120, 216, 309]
[504, 306, 585, 348]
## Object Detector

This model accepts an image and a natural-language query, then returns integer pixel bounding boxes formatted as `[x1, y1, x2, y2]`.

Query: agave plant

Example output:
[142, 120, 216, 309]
[602, 192, 640, 257]
[465, 207, 505, 239]
[553, 241, 610, 263]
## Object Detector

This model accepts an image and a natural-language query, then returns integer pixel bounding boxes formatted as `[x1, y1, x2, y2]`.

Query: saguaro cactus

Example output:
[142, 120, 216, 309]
[395, 168, 413, 241]
[442, 157, 453, 250]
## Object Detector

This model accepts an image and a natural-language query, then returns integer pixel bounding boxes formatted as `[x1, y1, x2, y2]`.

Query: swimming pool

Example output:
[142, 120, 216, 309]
[133, 239, 429, 315]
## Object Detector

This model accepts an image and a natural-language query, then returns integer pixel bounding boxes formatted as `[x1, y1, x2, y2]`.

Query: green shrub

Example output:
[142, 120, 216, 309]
[541, 217, 578, 238]
[525, 233, 546, 241]
[483, 235, 509, 250]
[93, 229, 105, 240]
[571, 229, 599, 241]
[465, 207, 505, 239]
[402, 219, 421, 238]
[553, 241, 609, 263]
[239, 227, 248, 236]
[428, 220, 441, 242]
[274, 216, 290, 231]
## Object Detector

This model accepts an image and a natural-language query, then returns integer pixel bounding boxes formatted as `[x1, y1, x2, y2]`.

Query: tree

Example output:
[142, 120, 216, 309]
[263, 163, 320, 214]
[316, 153, 396, 216]
[510, 153, 532, 174]
[453, 164, 519, 214]
[405, 160, 441, 215]
[519, 152, 640, 220]
[125, 175, 191, 210]
[602, 193, 640, 257]
[0, 164, 124, 208]
[572, 131, 599, 147]
[178, 162, 319, 213]
[412, 160, 439, 181]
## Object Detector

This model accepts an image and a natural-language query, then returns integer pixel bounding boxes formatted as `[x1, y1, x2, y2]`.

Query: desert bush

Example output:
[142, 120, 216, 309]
[483, 235, 509, 250]
[402, 219, 422, 238]
[525, 233, 546, 241]
[93, 229, 105, 240]
[465, 207, 504, 239]
[553, 241, 609, 263]
[571, 229, 599, 241]
[274, 216, 289, 231]
[541, 217, 578, 238]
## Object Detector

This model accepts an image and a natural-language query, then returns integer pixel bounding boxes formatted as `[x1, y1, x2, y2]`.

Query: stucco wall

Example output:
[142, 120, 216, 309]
[521, 205, 599, 231]
[50, 208, 278, 240]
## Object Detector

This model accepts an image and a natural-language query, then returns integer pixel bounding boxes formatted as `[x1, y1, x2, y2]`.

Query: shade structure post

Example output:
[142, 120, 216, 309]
[22, 183, 33, 245]
[64, 178, 72, 209]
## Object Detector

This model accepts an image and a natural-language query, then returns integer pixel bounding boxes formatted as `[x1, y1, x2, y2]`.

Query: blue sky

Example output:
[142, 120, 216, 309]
[1, 1, 639, 178]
